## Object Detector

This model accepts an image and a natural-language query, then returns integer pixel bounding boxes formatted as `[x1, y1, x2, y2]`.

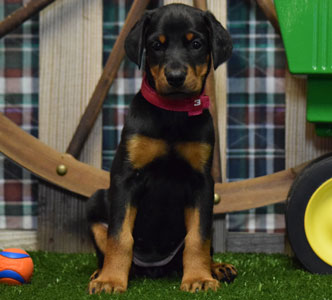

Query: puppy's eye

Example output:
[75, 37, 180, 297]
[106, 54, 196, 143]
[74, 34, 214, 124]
[152, 41, 162, 51]
[192, 40, 202, 50]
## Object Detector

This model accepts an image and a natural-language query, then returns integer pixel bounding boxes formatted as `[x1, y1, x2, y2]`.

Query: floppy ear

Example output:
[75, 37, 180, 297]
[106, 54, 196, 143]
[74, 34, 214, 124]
[124, 12, 152, 68]
[204, 11, 233, 69]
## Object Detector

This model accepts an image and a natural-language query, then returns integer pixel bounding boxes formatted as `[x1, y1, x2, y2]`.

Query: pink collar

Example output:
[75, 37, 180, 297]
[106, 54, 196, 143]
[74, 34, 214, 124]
[140, 75, 210, 116]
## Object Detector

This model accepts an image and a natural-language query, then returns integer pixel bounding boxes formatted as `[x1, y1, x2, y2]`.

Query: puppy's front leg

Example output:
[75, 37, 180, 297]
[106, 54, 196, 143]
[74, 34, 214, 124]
[181, 207, 219, 292]
[89, 186, 136, 294]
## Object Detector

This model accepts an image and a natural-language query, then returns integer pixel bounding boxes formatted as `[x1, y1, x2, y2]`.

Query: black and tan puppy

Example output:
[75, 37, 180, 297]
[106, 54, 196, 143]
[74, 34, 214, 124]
[87, 3, 236, 294]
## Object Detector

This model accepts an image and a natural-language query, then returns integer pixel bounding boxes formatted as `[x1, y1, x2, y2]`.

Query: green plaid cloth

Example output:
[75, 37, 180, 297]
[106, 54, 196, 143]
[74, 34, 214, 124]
[0, 0, 286, 233]
[226, 0, 286, 232]
[0, 0, 39, 229]
[102, 0, 143, 170]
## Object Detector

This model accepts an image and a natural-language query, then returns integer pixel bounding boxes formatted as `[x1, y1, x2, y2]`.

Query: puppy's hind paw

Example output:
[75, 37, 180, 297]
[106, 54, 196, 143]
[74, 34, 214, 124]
[211, 262, 237, 283]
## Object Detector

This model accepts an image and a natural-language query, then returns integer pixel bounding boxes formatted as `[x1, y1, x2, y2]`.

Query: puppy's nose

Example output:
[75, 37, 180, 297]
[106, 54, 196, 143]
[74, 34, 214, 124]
[165, 69, 186, 88]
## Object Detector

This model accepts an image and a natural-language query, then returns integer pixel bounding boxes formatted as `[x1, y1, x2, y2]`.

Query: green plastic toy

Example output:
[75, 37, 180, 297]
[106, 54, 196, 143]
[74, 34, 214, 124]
[275, 0, 332, 136]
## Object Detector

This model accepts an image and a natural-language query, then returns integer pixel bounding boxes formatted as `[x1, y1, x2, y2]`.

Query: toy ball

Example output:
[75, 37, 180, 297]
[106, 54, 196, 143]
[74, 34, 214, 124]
[0, 248, 34, 285]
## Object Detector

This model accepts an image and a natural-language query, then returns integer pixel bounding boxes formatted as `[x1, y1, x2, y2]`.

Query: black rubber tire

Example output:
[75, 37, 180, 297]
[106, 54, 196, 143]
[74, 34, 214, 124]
[286, 155, 332, 274]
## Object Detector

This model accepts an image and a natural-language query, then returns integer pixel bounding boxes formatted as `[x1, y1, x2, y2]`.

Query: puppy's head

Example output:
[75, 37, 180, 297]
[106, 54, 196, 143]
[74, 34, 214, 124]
[125, 4, 232, 98]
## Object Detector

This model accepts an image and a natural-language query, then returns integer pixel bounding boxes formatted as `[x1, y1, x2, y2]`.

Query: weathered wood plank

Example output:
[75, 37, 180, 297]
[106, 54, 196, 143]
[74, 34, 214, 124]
[227, 232, 285, 253]
[206, 0, 228, 253]
[38, 0, 102, 252]
[207, 0, 228, 184]
[285, 70, 332, 169]
[0, 230, 37, 251]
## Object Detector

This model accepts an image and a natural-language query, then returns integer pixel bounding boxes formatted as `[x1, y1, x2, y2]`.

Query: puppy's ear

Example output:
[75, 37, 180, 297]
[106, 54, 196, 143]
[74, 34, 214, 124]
[125, 12, 152, 68]
[204, 11, 233, 69]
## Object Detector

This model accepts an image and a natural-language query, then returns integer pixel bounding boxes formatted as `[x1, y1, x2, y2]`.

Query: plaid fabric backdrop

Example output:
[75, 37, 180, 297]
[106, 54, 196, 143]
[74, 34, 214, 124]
[226, 0, 286, 232]
[102, 0, 146, 170]
[0, 0, 39, 229]
[0, 0, 286, 233]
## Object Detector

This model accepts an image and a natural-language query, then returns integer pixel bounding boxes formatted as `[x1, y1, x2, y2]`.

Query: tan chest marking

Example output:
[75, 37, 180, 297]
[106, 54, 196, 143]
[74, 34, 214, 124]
[175, 142, 212, 172]
[127, 134, 168, 169]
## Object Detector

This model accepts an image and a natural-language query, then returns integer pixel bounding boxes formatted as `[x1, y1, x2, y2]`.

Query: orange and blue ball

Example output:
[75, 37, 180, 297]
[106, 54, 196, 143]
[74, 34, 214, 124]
[0, 248, 34, 285]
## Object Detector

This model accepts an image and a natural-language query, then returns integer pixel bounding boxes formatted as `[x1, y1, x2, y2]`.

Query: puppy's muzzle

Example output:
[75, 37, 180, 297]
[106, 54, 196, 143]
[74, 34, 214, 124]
[165, 67, 187, 88]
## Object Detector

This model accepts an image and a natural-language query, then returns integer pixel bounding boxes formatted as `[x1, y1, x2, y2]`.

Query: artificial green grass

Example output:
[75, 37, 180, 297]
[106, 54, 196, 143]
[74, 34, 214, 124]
[1, 251, 332, 300]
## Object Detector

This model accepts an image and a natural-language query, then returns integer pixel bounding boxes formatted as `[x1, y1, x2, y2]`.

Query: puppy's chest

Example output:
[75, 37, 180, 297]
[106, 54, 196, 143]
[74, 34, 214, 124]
[126, 134, 212, 173]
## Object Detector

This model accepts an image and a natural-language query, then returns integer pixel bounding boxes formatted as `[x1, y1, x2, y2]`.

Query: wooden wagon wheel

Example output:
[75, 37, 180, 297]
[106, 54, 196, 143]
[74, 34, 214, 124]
[0, 0, 307, 215]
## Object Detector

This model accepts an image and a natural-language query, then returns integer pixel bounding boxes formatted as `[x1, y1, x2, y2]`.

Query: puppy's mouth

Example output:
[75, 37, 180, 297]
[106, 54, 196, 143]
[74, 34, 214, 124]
[159, 89, 199, 100]
[156, 81, 202, 98]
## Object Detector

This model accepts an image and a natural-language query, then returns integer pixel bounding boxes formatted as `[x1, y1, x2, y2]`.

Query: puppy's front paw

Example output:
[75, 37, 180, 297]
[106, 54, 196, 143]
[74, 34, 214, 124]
[181, 277, 220, 292]
[88, 277, 127, 294]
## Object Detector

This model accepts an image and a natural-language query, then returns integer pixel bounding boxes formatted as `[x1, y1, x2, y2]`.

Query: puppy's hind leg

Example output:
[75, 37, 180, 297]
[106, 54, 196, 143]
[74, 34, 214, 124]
[87, 189, 110, 275]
